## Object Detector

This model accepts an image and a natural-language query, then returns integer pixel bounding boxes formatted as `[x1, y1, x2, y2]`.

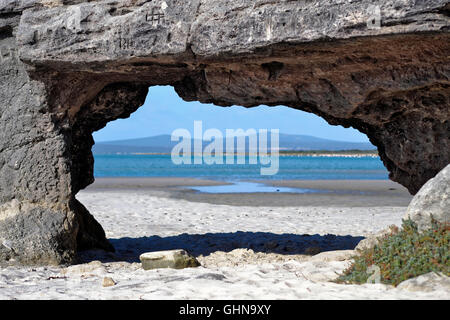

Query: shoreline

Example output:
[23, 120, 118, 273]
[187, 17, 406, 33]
[97, 152, 380, 158]
[84, 177, 413, 207]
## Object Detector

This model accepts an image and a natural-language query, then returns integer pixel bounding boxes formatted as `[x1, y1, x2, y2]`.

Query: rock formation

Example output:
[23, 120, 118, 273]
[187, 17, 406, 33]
[0, 0, 449, 265]
[404, 164, 449, 232]
[140, 249, 201, 270]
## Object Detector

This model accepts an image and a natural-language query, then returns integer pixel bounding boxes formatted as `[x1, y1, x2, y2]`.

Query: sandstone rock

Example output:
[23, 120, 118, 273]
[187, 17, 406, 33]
[355, 226, 398, 252]
[60, 260, 107, 277]
[397, 272, 450, 292]
[140, 250, 200, 270]
[404, 164, 450, 232]
[0, 0, 449, 265]
[102, 277, 116, 287]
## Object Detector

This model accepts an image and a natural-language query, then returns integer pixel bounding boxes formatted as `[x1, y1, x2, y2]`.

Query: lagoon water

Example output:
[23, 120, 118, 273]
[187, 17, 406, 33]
[186, 180, 331, 194]
[93, 154, 388, 181]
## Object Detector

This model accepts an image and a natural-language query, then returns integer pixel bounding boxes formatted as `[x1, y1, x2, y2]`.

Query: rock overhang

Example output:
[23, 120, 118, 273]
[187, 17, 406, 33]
[15, 0, 450, 66]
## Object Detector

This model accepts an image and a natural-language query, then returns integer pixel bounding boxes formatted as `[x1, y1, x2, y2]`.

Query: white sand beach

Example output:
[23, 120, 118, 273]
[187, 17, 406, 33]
[0, 179, 448, 300]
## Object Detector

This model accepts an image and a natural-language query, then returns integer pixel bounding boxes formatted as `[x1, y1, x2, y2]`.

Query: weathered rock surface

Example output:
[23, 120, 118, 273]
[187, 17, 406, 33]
[355, 225, 398, 252]
[60, 260, 107, 276]
[140, 249, 200, 270]
[102, 276, 116, 287]
[0, 0, 449, 265]
[397, 272, 450, 292]
[404, 164, 450, 232]
[309, 250, 355, 263]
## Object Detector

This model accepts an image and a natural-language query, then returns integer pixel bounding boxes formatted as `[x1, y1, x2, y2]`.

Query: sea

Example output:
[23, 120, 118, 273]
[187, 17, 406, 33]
[93, 154, 388, 181]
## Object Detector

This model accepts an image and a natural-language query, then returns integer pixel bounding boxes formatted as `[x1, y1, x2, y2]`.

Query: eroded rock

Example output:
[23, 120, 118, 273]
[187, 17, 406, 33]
[102, 276, 116, 287]
[355, 225, 398, 252]
[60, 260, 107, 277]
[404, 164, 450, 232]
[0, 0, 449, 265]
[397, 272, 450, 292]
[140, 249, 201, 270]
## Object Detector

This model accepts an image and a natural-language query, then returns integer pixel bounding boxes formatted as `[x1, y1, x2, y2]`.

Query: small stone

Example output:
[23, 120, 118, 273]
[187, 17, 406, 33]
[304, 246, 322, 255]
[139, 249, 201, 270]
[102, 277, 116, 287]
[1, 240, 13, 251]
[397, 272, 450, 292]
[60, 260, 106, 277]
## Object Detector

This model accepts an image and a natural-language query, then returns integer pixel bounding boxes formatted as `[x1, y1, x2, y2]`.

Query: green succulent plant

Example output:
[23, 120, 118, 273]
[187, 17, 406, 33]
[336, 217, 449, 286]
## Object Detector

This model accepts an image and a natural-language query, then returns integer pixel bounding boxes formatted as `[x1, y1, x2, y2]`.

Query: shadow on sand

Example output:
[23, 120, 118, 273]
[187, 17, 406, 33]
[78, 232, 364, 263]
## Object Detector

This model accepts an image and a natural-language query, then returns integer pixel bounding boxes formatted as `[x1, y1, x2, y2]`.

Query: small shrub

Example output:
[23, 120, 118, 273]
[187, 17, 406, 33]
[336, 217, 450, 286]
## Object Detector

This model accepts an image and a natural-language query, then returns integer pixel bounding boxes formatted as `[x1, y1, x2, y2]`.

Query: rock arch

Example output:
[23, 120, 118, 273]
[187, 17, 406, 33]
[0, 0, 449, 265]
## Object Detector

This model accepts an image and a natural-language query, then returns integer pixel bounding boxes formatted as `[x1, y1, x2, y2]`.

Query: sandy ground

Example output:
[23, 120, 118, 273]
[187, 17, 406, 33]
[89, 177, 413, 207]
[0, 179, 448, 300]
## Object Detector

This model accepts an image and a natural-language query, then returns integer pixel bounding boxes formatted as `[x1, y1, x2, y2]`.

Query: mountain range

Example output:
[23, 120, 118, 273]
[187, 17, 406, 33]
[92, 134, 376, 154]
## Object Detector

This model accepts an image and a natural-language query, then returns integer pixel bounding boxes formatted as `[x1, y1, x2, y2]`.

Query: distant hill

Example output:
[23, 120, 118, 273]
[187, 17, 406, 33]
[92, 133, 376, 154]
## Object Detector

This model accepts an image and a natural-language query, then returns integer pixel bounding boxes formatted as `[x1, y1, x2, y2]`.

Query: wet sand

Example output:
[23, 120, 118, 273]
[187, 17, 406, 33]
[85, 177, 413, 207]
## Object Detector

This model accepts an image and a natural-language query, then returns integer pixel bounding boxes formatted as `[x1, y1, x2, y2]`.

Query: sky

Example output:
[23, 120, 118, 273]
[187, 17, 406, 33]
[93, 86, 370, 143]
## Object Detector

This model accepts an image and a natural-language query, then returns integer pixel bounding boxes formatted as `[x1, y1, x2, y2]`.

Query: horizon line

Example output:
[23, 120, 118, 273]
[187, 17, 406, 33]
[94, 132, 373, 144]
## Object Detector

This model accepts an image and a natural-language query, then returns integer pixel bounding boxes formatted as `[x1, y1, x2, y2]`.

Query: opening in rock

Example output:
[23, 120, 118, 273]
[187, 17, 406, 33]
[74, 86, 413, 263]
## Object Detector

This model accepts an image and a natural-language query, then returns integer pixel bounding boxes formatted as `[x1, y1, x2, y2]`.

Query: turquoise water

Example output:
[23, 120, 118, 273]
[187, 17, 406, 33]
[187, 181, 324, 194]
[93, 154, 388, 181]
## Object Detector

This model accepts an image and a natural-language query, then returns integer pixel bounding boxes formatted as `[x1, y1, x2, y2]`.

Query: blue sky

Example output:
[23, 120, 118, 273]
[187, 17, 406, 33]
[93, 86, 370, 143]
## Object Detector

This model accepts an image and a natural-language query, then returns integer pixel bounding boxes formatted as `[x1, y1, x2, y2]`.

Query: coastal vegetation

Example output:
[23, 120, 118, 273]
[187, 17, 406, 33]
[337, 217, 450, 286]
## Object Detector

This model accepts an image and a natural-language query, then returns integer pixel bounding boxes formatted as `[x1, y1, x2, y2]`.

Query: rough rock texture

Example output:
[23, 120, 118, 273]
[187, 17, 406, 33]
[309, 250, 355, 262]
[355, 225, 398, 252]
[397, 272, 450, 292]
[0, 0, 449, 265]
[102, 276, 116, 287]
[140, 249, 201, 270]
[404, 164, 450, 232]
